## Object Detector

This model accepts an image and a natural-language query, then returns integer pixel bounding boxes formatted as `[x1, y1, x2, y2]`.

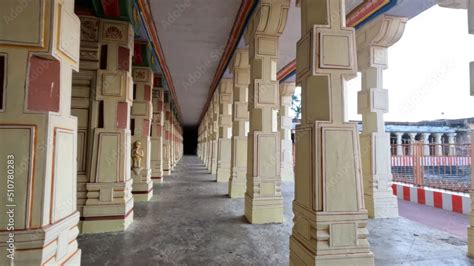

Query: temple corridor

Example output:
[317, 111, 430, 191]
[78, 156, 473, 266]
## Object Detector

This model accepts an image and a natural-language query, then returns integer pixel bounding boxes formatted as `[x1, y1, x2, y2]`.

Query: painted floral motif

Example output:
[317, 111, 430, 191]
[81, 19, 99, 41]
[105, 26, 123, 40]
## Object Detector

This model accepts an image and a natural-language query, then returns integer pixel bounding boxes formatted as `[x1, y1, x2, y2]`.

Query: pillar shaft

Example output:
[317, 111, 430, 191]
[290, 0, 374, 264]
[244, 0, 289, 224]
[0, 1, 81, 264]
[421, 133, 431, 156]
[229, 49, 250, 198]
[210, 92, 219, 175]
[279, 83, 295, 181]
[151, 80, 165, 180]
[163, 96, 172, 175]
[448, 133, 457, 156]
[216, 79, 233, 182]
[434, 133, 444, 156]
[130, 67, 154, 201]
[357, 15, 406, 219]
[395, 132, 404, 156]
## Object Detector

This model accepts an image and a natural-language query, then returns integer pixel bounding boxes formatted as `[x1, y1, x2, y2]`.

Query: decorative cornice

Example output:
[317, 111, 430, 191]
[137, 0, 182, 123]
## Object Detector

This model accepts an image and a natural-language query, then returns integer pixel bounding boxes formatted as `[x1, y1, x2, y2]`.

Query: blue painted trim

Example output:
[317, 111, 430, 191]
[355, 0, 398, 29]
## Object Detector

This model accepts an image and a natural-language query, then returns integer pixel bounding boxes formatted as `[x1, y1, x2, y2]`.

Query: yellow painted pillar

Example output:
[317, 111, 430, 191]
[279, 83, 295, 181]
[357, 15, 406, 218]
[244, 0, 289, 224]
[130, 66, 154, 201]
[216, 79, 233, 182]
[229, 49, 250, 198]
[0, 1, 82, 264]
[79, 18, 135, 234]
[151, 80, 165, 181]
[289, 0, 374, 264]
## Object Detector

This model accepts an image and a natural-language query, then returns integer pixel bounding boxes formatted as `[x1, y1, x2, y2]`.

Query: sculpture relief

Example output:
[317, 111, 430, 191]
[132, 140, 144, 169]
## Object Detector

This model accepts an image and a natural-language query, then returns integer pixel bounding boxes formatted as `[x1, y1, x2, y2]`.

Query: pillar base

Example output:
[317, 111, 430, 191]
[244, 194, 284, 224]
[0, 212, 81, 265]
[216, 168, 231, 182]
[152, 176, 163, 182]
[365, 193, 399, 219]
[228, 180, 246, 198]
[81, 210, 134, 234]
[132, 189, 153, 202]
[290, 236, 374, 266]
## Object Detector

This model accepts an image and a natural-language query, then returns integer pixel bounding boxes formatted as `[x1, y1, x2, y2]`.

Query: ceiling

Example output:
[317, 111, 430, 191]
[149, 0, 436, 126]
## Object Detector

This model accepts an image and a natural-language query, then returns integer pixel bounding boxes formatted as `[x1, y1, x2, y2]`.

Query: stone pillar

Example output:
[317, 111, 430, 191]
[408, 133, 417, 156]
[434, 133, 444, 156]
[357, 15, 405, 219]
[0, 2, 81, 264]
[163, 95, 172, 175]
[448, 133, 457, 156]
[290, 0, 374, 264]
[279, 83, 295, 181]
[151, 80, 165, 181]
[79, 18, 135, 234]
[210, 91, 219, 175]
[395, 132, 404, 156]
[244, 0, 289, 224]
[206, 110, 213, 170]
[421, 133, 431, 156]
[438, 0, 474, 256]
[72, 15, 100, 233]
[229, 48, 250, 198]
[130, 67, 154, 201]
[216, 79, 233, 182]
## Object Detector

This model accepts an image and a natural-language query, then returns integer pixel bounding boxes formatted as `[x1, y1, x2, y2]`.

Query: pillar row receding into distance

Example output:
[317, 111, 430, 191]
[229, 48, 250, 198]
[290, 0, 374, 264]
[216, 79, 233, 182]
[130, 66, 154, 201]
[279, 83, 295, 182]
[0, 1, 81, 264]
[244, 0, 289, 224]
[357, 14, 406, 219]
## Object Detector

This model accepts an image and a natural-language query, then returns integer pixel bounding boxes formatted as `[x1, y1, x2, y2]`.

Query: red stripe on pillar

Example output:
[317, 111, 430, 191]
[452, 195, 463, 214]
[417, 188, 425, 204]
[403, 186, 410, 201]
[101, 0, 120, 17]
[144, 85, 151, 101]
[143, 119, 150, 137]
[392, 184, 397, 195]
[433, 192, 443, 209]
[116, 102, 128, 129]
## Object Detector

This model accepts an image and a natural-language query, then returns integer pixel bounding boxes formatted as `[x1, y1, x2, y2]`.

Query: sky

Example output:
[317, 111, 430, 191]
[292, 5, 474, 122]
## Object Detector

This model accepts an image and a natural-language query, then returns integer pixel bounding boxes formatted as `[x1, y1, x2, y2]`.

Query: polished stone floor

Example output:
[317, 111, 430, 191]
[78, 155, 474, 265]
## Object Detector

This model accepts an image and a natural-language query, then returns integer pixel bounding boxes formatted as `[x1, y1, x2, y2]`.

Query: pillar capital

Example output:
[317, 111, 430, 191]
[231, 48, 250, 71]
[357, 15, 407, 70]
[279, 82, 296, 97]
[421, 132, 431, 139]
[244, 0, 290, 43]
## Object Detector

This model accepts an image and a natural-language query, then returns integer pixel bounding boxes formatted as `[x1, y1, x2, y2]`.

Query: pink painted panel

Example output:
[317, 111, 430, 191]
[116, 102, 128, 129]
[27, 56, 60, 112]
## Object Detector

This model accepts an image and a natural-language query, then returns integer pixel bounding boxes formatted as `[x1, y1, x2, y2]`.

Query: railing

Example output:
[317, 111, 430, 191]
[391, 143, 471, 193]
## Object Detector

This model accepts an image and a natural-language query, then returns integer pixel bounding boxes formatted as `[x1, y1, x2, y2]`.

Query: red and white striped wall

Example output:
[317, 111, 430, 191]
[392, 182, 470, 215]
[391, 156, 471, 167]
